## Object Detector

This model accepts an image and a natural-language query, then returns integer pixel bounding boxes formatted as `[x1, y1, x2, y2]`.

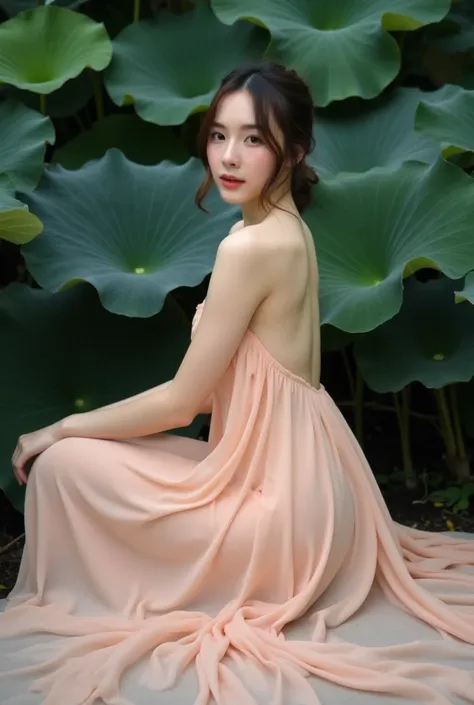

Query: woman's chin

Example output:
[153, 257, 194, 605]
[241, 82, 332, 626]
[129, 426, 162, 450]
[218, 190, 245, 204]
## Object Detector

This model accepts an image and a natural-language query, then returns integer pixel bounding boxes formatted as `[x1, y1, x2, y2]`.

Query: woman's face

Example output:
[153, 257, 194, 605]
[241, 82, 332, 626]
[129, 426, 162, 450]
[206, 89, 277, 206]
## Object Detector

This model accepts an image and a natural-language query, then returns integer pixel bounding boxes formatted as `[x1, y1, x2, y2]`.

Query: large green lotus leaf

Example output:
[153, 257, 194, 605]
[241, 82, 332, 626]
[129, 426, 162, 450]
[104, 3, 268, 126]
[354, 277, 474, 393]
[310, 88, 440, 177]
[303, 158, 474, 333]
[414, 84, 474, 158]
[9, 71, 93, 118]
[0, 282, 204, 513]
[53, 114, 188, 170]
[0, 0, 89, 16]
[0, 5, 112, 94]
[21, 151, 238, 317]
[0, 99, 55, 192]
[0, 174, 43, 244]
[211, 0, 450, 107]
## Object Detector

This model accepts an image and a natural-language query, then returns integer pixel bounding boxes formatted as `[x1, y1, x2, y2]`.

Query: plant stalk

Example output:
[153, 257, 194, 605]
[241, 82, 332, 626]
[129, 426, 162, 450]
[434, 387, 457, 477]
[337, 400, 438, 426]
[73, 114, 87, 133]
[134, 0, 140, 22]
[448, 384, 471, 481]
[393, 387, 416, 489]
[39, 94, 46, 115]
[341, 348, 355, 398]
[448, 385, 467, 462]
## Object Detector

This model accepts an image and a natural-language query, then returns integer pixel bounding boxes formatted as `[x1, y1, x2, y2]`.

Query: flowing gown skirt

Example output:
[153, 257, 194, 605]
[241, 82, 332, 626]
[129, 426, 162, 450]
[0, 304, 473, 705]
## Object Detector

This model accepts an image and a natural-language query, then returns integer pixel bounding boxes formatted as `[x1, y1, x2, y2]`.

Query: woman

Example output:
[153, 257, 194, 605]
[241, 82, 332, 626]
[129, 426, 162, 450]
[1, 61, 474, 705]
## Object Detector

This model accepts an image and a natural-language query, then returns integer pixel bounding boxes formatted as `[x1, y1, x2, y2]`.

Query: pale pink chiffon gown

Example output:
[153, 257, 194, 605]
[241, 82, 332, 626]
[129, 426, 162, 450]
[0, 299, 473, 705]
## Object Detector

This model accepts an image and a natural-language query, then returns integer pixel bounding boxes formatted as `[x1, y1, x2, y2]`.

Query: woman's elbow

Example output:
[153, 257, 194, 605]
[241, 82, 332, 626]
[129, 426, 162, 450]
[200, 394, 213, 415]
[168, 385, 212, 425]
[185, 395, 213, 422]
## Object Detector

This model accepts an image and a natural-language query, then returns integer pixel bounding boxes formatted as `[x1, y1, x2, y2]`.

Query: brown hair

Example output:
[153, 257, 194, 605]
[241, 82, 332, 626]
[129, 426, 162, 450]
[195, 61, 319, 216]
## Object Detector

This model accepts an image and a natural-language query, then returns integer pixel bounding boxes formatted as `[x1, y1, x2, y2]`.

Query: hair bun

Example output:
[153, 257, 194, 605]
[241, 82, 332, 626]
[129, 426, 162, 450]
[294, 159, 319, 186]
[291, 160, 319, 212]
[301, 161, 319, 185]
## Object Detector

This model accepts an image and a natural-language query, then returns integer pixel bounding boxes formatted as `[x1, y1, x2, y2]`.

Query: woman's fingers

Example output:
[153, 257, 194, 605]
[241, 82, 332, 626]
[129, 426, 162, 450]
[12, 441, 28, 485]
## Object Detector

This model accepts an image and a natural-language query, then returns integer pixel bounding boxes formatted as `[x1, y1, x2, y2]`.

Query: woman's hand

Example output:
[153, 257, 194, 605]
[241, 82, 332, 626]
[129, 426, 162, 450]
[12, 422, 65, 486]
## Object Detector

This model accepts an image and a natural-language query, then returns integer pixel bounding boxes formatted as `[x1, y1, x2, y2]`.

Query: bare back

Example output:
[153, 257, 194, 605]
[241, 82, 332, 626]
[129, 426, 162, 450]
[238, 214, 321, 390]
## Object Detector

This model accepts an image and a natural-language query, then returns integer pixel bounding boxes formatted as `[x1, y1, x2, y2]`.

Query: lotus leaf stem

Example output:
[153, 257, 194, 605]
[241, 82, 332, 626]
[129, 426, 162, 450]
[341, 348, 355, 398]
[434, 387, 457, 475]
[448, 385, 467, 462]
[73, 114, 86, 133]
[393, 388, 416, 489]
[134, 0, 140, 22]
[338, 399, 438, 426]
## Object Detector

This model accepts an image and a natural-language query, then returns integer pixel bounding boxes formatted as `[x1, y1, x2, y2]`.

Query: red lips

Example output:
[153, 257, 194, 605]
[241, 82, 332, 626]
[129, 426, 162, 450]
[220, 175, 244, 183]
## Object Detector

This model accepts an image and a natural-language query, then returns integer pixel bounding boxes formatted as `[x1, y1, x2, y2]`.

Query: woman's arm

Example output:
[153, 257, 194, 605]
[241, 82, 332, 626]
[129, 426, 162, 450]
[60, 380, 186, 439]
[60, 379, 213, 435]
[89, 382, 213, 416]
[94, 380, 173, 412]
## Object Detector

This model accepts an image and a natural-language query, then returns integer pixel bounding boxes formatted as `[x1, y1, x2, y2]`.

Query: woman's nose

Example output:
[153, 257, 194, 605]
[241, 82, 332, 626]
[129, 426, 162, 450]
[222, 141, 240, 166]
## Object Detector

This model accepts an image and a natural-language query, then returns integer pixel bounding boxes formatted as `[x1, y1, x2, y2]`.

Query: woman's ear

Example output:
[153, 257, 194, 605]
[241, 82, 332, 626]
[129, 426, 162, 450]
[285, 149, 304, 170]
[296, 148, 305, 165]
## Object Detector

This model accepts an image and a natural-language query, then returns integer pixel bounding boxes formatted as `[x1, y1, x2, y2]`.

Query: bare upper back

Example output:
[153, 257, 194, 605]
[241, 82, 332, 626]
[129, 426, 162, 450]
[233, 213, 321, 389]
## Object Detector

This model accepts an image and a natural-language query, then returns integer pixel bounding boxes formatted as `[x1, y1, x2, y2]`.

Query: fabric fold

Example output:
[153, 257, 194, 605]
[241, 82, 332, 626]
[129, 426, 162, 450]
[0, 299, 473, 705]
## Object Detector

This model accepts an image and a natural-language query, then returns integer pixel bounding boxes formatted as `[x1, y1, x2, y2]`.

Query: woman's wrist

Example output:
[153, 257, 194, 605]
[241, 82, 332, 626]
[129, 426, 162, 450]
[56, 415, 77, 439]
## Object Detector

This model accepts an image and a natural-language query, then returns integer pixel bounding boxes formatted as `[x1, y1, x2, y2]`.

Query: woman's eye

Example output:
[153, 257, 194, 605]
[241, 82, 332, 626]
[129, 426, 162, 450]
[209, 132, 261, 144]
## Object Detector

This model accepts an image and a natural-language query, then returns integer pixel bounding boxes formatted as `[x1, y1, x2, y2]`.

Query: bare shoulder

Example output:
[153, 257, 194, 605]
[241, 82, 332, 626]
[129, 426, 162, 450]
[223, 215, 302, 259]
[216, 224, 272, 292]
[208, 225, 272, 304]
[228, 219, 245, 235]
[218, 228, 263, 268]
[215, 217, 305, 300]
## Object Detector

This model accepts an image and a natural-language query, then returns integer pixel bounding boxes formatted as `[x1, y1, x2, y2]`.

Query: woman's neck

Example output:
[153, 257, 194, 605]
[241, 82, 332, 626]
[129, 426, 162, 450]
[241, 189, 299, 227]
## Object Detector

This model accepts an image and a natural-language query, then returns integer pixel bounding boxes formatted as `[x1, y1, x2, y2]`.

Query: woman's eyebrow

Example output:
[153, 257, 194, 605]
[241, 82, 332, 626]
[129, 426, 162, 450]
[211, 121, 260, 130]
